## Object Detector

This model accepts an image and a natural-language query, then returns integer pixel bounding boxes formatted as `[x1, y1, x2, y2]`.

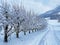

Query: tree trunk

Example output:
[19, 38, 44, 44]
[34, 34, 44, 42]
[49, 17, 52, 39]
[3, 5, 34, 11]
[32, 30, 34, 32]
[16, 31, 19, 38]
[24, 31, 26, 35]
[4, 33, 8, 42]
[35, 29, 36, 32]
[16, 28, 19, 38]
[4, 25, 8, 42]
[29, 30, 30, 34]
[16, 23, 19, 38]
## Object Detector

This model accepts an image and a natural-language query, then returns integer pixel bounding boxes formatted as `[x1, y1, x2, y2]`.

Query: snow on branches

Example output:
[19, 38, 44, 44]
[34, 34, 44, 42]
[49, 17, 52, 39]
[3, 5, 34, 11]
[0, 1, 47, 42]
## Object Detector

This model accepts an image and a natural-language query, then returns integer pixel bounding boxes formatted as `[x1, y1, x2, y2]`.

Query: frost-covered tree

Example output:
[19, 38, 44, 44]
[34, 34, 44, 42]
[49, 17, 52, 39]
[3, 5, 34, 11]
[21, 10, 47, 34]
[0, 0, 47, 42]
[11, 4, 26, 37]
[21, 10, 35, 34]
[0, 1, 13, 42]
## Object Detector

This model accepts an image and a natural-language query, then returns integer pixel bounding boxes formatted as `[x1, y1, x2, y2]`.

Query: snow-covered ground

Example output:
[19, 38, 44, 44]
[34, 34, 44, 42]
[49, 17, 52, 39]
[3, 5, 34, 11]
[38, 20, 60, 45]
[0, 19, 60, 45]
[0, 27, 49, 45]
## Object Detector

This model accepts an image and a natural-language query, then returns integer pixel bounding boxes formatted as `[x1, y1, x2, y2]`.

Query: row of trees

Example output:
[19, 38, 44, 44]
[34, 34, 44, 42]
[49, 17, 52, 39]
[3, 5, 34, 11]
[0, 1, 47, 42]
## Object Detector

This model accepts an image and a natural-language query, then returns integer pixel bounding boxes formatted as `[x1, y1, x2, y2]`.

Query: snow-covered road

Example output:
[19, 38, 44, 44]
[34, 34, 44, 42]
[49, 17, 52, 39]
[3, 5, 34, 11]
[38, 20, 60, 45]
[39, 30, 58, 45]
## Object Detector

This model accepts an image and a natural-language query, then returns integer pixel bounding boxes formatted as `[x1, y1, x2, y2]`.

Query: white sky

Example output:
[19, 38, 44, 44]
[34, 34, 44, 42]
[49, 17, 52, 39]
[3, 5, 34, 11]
[0, 0, 60, 14]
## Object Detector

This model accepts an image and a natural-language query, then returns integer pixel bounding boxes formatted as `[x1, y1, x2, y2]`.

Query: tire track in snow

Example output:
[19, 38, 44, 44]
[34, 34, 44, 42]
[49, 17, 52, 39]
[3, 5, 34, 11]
[38, 25, 58, 45]
[53, 30, 60, 45]
[38, 29, 49, 45]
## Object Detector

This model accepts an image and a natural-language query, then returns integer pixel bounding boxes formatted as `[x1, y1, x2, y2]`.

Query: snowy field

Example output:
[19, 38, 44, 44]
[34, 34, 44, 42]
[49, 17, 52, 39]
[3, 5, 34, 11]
[0, 19, 60, 45]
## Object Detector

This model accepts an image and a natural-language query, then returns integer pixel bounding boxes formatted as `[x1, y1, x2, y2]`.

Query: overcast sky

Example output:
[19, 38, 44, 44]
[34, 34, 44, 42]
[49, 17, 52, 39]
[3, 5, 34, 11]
[0, 0, 60, 14]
